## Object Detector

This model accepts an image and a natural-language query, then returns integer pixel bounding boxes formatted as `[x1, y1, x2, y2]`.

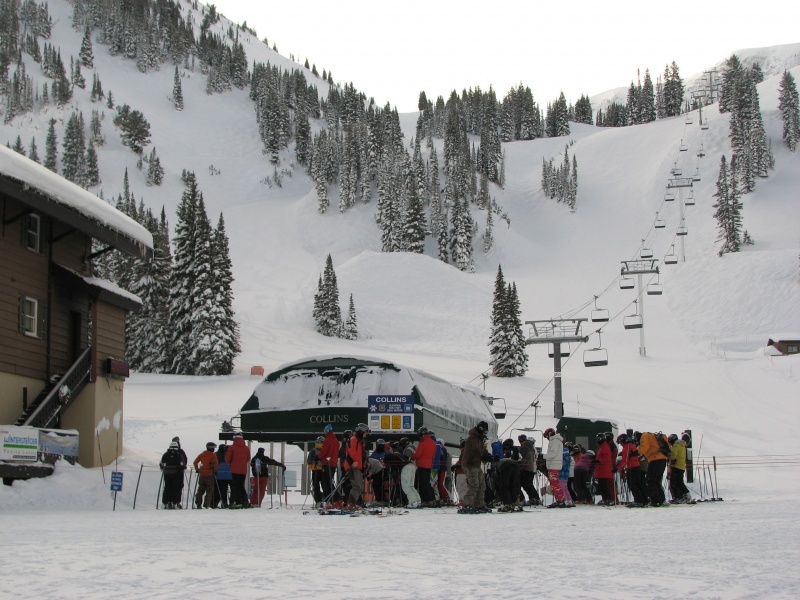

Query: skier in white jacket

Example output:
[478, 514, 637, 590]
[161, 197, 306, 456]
[543, 428, 567, 507]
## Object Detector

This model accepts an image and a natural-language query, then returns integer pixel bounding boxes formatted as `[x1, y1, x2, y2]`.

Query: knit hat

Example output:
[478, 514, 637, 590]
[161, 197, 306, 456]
[233, 432, 243, 439]
[169, 441, 179, 449]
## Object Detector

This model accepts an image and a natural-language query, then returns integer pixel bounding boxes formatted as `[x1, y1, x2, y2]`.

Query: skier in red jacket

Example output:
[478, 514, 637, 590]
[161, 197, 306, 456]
[225, 433, 251, 508]
[318, 424, 340, 504]
[412, 427, 437, 505]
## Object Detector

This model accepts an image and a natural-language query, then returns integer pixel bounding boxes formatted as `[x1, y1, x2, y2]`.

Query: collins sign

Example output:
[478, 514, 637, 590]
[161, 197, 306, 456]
[367, 395, 414, 433]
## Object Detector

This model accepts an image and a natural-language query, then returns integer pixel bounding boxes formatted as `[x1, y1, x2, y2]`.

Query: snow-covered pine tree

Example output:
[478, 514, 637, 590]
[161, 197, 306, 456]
[79, 26, 93, 68]
[778, 70, 800, 152]
[713, 155, 743, 256]
[483, 205, 494, 253]
[488, 267, 528, 377]
[449, 196, 474, 271]
[343, 293, 358, 340]
[168, 172, 201, 374]
[508, 283, 528, 376]
[173, 66, 184, 111]
[28, 136, 39, 163]
[84, 139, 99, 186]
[89, 109, 104, 146]
[61, 111, 86, 184]
[315, 254, 342, 337]
[639, 69, 656, 123]
[488, 265, 508, 374]
[719, 55, 743, 114]
[12, 136, 25, 154]
[147, 147, 164, 185]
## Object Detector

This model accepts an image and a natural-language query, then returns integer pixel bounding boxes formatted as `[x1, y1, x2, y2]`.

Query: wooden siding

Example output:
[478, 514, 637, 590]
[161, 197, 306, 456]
[93, 300, 127, 378]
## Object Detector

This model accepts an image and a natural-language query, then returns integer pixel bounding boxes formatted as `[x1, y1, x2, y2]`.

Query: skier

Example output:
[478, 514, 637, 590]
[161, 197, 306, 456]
[192, 442, 219, 509]
[668, 433, 692, 503]
[307, 437, 325, 507]
[495, 441, 522, 512]
[559, 444, 574, 506]
[225, 432, 251, 508]
[382, 441, 408, 507]
[594, 433, 614, 505]
[451, 438, 467, 505]
[318, 424, 339, 505]
[412, 427, 437, 506]
[543, 428, 566, 508]
[160, 441, 186, 509]
[605, 432, 619, 503]
[369, 439, 388, 505]
[215, 444, 232, 508]
[434, 439, 451, 504]
[517, 434, 541, 506]
[250, 447, 285, 507]
[343, 423, 369, 510]
[617, 434, 648, 506]
[458, 420, 494, 513]
[637, 431, 670, 506]
[399, 437, 421, 508]
[573, 449, 595, 504]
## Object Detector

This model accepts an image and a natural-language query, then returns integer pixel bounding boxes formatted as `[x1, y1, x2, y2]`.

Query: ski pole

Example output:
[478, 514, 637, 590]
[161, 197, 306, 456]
[713, 456, 722, 501]
[184, 469, 192, 509]
[191, 471, 200, 508]
[133, 463, 143, 510]
[156, 471, 164, 509]
[707, 465, 715, 500]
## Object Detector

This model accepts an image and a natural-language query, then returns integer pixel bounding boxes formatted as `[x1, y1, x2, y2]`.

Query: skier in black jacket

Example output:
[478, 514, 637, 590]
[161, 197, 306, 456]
[160, 441, 186, 509]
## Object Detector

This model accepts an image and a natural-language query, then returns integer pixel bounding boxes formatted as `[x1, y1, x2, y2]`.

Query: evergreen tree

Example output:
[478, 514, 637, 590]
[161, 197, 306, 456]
[45, 117, 57, 171]
[314, 254, 342, 336]
[638, 69, 656, 123]
[449, 196, 474, 271]
[488, 267, 528, 377]
[12, 136, 25, 154]
[79, 26, 93, 68]
[113, 104, 152, 155]
[483, 204, 494, 253]
[89, 109, 104, 145]
[61, 111, 86, 184]
[173, 66, 184, 110]
[778, 70, 800, 152]
[28, 136, 39, 162]
[84, 139, 99, 186]
[147, 147, 164, 185]
[343, 293, 358, 340]
[713, 155, 743, 256]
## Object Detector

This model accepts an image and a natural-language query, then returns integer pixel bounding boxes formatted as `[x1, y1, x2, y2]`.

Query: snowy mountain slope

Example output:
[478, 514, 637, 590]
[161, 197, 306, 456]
[0, 1, 798, 491]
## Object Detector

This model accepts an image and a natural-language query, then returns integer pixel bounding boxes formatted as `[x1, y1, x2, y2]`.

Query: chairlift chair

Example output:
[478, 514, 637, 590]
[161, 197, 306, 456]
[692, 169, 701, 182]
[679, 140, 688, 152]
[619, 277, 635, 290]
[685, 115, 694, 125]
[547, 343, 570, 358]
[623, 302, 643, 330]
[647, 283, 663, 296]
[591, 296, 609, 322]
[664, 247, 679, 265]
[640, 247, 653, 259]
[676, 225, 688, 236]
[671, 167, 682, 176]
[664, 192, 675, 202]
[701, 121, 709, 131]
[655, 216, 666, 229]
[697, 145, 706, 158]
[583, 333, 609, 367]
[685, 190, 695, 206]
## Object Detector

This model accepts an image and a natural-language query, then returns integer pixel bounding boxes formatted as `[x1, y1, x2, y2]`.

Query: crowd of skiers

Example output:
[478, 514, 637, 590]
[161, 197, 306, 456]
[158, 433, 285, 509]
[158, 421, 693, 513]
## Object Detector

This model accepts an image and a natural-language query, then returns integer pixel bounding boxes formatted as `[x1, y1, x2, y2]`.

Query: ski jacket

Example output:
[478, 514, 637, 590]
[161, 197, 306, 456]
[670, 440, 688, 470]
[412, 434, 437, 469]
[319, 431, 340, 467]
[193, 450, 219, 477]
[594, 441, 613, 478]
[215, 447, 232, 480]
[251, 452, 283, 477]
[160, 448, 185, 474]
[543, 433, 564, 471]
[518, 440, 537, 472]
[639, 432, 669, 463]
[461, 428, 492, 469]
[307, 447, 323, 471]
[575, 452, 595, 473]
[617, 442, 641, 472]
[225, 438, 251, 475]
[431, 439, 442, 470]
[559, 447, 572, 479]
[383, 451, 408, 474]
[367, 457, 384, 476]
[345, 434, 364, 471]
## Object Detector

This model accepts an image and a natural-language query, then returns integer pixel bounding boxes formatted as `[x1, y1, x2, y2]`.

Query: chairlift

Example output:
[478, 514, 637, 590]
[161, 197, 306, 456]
[623, 301, 643, 330]
[486, 397, 507, 420]
[654, 214, 666, 229]
[664, 246, 678, 265]
[591, 296, 609, 322]
[547, 343, 570, 358]
[697, 144, 706, 158]
[679, 140, 688, 152]
[671, 167, 683, 176]
[583, 332, 609, 367]
[676, 225, 688, 236]
[640, 247, 653, 259]
[647, 278, 664, 296]
[685, 190, 695, 206]
[692, 169, 701, 182]
[701, 120, 709, 131]
[685, 115, 694, 125]
[620, 277, 635, 290]
[664, 192, 675, 202]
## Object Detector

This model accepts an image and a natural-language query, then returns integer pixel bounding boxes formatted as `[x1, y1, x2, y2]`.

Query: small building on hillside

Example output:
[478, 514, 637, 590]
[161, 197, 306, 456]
[0, 145, 152, 472]
[227, 355, 499, 449]
[767, 339, 800, 356]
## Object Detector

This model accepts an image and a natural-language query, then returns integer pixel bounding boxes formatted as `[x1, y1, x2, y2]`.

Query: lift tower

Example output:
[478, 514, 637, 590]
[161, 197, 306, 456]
[525, 319, 589, 419]
[620, 260, 660, 357]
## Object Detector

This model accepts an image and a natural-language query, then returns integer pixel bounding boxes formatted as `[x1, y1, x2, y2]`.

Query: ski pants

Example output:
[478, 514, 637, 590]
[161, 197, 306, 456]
[345, 468, 363, 506]
[436, 469, 450, 501]
[415, 467, 435, 502]
[195, 474, 215, 508]
[497, 466, 522, 505]
[401, 464, 421, 505]
[669, 467, 690, 499]
[250, 475, 268, 506]
[455, 472, 468, 503]
[520, 470, 540, 502]
[627, 468, 648, 504]
[547, 470, 565, 501]
[646, 459, 668, 505]
[215, 477, 230, 507]
[462, 465, 486, 508]
[573, 469, 592, 503]
[230, 473, 247, 506]
[162, 471, 183, 506]
[320, 466, 334, 500]
[311, 469, 324, 503]
[371, 470, 385, 502]
[596, 477, 613, 503]
[559, 476, 573, 503]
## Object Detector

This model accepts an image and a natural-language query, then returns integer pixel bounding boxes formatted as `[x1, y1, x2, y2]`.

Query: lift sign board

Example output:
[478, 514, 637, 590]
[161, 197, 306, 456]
[367, 395, 414, 432]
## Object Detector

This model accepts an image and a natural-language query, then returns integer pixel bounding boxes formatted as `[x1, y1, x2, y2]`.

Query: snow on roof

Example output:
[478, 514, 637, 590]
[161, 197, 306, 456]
[247, 355, 496, 424]
[0, 145, 152, 250]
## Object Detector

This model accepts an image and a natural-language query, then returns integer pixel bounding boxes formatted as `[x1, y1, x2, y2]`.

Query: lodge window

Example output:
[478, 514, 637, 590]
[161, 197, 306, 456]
[789, 345, 799, 354]
[26, 213, 41, 253]
[20, 295, 39, 337]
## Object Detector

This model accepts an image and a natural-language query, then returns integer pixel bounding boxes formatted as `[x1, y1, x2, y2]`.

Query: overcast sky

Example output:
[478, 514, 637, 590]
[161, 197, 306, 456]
[211, 0, 798, 112]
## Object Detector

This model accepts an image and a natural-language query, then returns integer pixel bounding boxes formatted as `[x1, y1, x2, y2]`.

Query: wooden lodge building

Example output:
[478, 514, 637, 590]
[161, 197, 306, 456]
[0, 145, 152, 469]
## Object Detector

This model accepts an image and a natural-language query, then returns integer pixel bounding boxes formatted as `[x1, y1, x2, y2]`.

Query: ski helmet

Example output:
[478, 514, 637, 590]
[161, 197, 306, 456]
[399, 437, 410, 447]
[502, 438, 515, 448]
[668, 433, 679, 444]
[355, 423, 369, 434]
[596, 432, 605, 442]
[206, 442, 217, 451]
[343, 429, 353, 438]
[604, 432, 614, 441]
[617, 434, 628, 445]
[543, 427, 556, 439]
[233, 432, 243, 439]
[169, 441, 179, 449]
[586, 450, 595, 456]
[476, 421, 489, 435]
[315, 436, 324, 444]
[376, 438, 386, 446]
[518, 434, 527, 442]
[417, 426, 429, 436]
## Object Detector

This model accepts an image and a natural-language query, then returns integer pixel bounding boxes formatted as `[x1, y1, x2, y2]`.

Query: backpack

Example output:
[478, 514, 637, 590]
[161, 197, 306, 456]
[491, 439, 504, 461]
[654, 432, 671, 458]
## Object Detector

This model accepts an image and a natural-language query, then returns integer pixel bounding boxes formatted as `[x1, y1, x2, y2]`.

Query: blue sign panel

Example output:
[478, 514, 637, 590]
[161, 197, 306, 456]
[110, 471, 123, 492]
[367, 395, 414, 432]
